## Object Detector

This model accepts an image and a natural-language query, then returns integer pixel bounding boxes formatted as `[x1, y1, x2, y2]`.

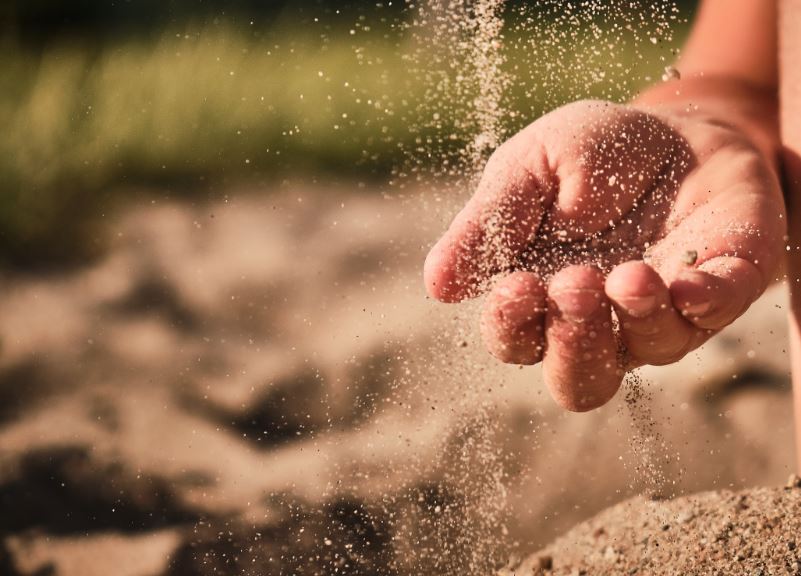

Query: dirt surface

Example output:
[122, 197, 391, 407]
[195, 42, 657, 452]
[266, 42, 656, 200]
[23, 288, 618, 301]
[0, 184, 797, 575]
[503, 480, 801, 575]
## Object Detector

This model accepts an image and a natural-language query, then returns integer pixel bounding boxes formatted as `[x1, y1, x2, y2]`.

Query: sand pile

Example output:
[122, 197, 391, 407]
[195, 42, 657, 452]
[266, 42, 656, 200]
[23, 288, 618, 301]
[503, 478, 801, 576]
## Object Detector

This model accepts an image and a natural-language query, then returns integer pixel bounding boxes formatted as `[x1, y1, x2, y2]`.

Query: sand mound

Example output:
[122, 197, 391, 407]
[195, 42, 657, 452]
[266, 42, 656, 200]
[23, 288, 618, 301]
[504, 479, 801, 576]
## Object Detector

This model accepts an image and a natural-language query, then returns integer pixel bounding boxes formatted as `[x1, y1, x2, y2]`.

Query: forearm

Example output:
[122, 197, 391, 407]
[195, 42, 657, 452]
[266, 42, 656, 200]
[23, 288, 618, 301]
[784, 128, 801, 466]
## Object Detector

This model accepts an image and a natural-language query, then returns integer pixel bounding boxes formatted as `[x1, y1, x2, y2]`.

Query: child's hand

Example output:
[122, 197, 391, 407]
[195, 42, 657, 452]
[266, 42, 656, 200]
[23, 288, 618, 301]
[424, 99, 786, 411]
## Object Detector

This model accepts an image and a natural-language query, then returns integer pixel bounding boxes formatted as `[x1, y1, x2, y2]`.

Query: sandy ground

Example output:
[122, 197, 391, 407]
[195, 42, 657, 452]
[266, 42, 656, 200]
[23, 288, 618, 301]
[0, 183, 796, 575]
[503, 481, 801, 575]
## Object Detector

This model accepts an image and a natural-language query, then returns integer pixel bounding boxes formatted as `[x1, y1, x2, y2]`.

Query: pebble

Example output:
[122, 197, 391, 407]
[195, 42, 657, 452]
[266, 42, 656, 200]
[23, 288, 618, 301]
[602, 546, 618, 561]
[661, 65, 681, 81]
[537, 555, 553, 570]
[681, 249, 698, 266]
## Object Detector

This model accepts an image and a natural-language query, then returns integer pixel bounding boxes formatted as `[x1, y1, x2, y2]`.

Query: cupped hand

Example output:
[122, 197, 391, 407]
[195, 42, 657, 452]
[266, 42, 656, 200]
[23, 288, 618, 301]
[424, 99, 786, 411]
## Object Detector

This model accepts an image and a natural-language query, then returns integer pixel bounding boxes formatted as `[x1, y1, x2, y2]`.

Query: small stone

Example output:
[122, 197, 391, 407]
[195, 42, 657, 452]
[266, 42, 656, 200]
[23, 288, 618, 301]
[789, 540, 797, 551]
[681, 249, 698, 266]
[785, 474, 801, 489]
[662, 65, 681, 81]
[456, 340, 468, 348]
[715, 521, 734, 541]
[536, 555, 553, 570]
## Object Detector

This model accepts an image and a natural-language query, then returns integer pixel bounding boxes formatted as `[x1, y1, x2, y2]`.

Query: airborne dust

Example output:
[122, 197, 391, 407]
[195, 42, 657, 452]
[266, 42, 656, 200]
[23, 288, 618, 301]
[173, 1, 690, 574]
[388, 0, 686, 573]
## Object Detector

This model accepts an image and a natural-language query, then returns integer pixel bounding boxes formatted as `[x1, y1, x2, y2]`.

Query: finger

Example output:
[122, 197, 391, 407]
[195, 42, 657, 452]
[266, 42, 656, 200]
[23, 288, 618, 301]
[480, 271, 547, 365]
[643, 158, 783, 331]
[650, 142, 785, 285]
[605, 260, 702, 366]
[424, 145, 552, 303]
[669, 256, 763, 330]
[542, 265, 621, 412]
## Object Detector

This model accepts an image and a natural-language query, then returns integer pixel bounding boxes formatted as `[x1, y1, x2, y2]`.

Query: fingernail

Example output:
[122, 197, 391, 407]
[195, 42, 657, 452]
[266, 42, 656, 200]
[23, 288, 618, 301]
[617, 295, 657, 318]
[495, 296, 547, 327]
[552, 288, 603, 320]
[682, 301, 711, 317]
[672, 269, 713, 317]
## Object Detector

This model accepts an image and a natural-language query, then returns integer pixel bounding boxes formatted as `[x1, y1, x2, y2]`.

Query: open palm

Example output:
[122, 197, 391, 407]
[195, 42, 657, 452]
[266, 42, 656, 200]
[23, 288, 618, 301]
[424, 100, 785, 411]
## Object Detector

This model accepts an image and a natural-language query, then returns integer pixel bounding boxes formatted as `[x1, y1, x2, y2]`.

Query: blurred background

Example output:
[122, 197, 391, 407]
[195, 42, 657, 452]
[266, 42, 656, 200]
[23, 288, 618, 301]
[5, 2, 798, 576]
[0, 0, 696, 265]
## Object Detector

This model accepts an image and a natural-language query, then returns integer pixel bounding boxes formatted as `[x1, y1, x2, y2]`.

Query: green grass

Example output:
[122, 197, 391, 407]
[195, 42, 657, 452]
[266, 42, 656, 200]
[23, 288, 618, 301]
[0, 12, 687, 264]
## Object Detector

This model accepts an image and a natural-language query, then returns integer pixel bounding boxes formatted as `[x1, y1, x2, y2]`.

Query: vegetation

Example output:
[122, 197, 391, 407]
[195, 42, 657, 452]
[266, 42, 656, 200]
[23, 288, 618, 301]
[0, 6, 688, 263]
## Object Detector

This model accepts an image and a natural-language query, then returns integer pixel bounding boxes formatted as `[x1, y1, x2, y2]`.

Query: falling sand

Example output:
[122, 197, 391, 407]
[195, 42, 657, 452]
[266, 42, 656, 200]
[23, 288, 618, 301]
[400, 0, 690, 573]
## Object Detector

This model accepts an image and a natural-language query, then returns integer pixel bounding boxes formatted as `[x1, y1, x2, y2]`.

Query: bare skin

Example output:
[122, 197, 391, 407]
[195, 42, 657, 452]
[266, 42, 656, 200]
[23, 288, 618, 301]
[425, 0, 788, 413]
[780, 0, 801, 468]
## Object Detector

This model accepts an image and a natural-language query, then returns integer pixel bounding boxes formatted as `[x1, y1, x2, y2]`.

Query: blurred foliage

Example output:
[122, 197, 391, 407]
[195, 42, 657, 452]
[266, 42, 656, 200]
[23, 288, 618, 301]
[0, 2, 692, 265]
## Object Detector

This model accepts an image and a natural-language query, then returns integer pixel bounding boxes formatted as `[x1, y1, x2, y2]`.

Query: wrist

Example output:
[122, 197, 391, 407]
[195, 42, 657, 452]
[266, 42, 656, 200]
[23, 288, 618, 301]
[633, 76, 780, 171]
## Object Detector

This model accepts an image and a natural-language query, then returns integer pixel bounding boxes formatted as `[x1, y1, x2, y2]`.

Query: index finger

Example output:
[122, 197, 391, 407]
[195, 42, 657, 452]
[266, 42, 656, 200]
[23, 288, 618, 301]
[423, 141, 553, 302]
